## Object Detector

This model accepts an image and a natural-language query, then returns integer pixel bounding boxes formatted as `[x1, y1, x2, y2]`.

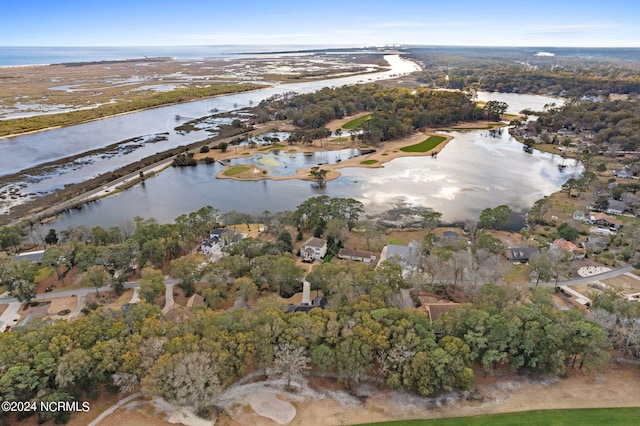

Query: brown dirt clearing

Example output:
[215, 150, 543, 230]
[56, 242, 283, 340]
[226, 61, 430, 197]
[86, 359, 640, 426]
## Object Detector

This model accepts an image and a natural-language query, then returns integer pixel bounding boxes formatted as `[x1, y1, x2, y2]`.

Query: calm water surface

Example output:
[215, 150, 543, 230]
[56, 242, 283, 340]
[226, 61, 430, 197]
[51, 128, 581, 230]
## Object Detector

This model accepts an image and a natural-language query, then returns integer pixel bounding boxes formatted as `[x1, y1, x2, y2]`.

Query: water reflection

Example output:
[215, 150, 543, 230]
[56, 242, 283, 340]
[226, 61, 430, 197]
[51, 128, 582, 230]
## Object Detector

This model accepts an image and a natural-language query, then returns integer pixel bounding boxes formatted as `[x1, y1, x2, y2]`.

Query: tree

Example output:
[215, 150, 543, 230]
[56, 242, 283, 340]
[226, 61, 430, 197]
[2, 258, 39, 302]
[80, 265, 112, 295]
[483, 100, 508, 121]
[143, 352, 223, 415]
[529, 252, 554, 286]
[170, 254, 202, 297]
[422, 210, 442, 232]
[309, 166, 328, 187]
[311, 344, 335, 373]
[556, 222, 579, 242]
[139, 267, 165, 303]
[562, 178, 578, 198]
[0, 225, 24, 251]
[478, 205, 512, 229]
[273, 343, 310, 390]
[41, 246, 68, 281]
[44, 228, 58, 246]
[276, 230, 293, 253]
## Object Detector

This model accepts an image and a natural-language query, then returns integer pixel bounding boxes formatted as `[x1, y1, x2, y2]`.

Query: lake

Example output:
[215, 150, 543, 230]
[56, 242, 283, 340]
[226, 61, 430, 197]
[50, 127, 582, 230]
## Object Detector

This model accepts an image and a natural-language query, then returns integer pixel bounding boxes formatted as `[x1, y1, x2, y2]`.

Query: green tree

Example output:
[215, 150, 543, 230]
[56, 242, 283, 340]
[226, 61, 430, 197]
[139, 267, 165, 303]
[478, 205, 512, 229]
[483, 100, 509, 121]
[44, 228, 58, 246]
[311, 344, 335, 373]
[276, 230, 293, 253]
[170, 254, 202, 297]
[80, 264, 112, 295]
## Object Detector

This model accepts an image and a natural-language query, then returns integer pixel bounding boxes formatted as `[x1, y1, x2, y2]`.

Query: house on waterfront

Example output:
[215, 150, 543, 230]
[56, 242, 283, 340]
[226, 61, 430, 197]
[337, 248, 377, 263]
[300, 237, 327, 262]
[201, 228, 243, 254]
[505, 247, 539, 264]
[377, 241, 420, 276]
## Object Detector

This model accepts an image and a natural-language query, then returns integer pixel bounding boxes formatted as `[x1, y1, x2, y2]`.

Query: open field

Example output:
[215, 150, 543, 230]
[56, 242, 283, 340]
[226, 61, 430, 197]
[360, 408, 640, 426]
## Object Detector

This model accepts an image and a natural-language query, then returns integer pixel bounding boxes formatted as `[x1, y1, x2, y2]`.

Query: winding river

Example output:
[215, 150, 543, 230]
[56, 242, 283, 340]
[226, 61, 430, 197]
[1, 53, 574, 229]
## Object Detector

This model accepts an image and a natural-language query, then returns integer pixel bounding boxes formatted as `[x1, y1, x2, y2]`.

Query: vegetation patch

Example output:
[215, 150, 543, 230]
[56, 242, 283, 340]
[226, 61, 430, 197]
[360, 159, 379, 165]
[223, 165, 252, 176]
[0, 83, 264, 137]
[342, 114, 372, 129]
[360, 407, 640, 426]
[400, 136, 447, 153]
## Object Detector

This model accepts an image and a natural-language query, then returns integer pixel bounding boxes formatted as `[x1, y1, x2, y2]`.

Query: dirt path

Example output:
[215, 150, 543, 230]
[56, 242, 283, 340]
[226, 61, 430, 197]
[90, 360, 640, 426]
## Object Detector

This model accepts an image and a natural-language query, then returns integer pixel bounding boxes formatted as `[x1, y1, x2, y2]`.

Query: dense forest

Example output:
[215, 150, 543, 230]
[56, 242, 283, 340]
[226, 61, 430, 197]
[261, 85, 484, 144]
[530, 98, 640, 152]
[408, 48, 640, 97]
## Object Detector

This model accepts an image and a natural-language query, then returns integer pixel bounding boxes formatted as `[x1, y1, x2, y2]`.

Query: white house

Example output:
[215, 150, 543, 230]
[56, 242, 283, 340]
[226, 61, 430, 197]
[200, 228, 243, 254]
[300, 237, 327, 262]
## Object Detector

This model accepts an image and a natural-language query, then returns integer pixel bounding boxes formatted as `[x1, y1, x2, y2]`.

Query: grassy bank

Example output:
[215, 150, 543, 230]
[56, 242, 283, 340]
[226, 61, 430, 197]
[0, 83, 265, 137]
[361, 407, 640, 426]
[400, 135, 447, 153]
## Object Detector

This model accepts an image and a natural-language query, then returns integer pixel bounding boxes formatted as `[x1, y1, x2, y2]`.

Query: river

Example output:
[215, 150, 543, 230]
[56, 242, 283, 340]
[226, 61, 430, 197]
[0, 54, 419, 214]
[2, 53, 574, 228]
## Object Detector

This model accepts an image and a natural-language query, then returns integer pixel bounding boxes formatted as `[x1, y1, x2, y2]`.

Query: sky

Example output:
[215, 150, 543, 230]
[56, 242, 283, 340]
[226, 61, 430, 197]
[3, 0, 639, 48]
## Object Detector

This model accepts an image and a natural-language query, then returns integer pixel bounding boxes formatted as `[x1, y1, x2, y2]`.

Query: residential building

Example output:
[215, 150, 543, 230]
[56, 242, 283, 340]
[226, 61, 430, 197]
[551, 239, 586, 260]
[505, 247, 539, 264]
[337, 248, 377, 263]
[300, 237, 327, 262]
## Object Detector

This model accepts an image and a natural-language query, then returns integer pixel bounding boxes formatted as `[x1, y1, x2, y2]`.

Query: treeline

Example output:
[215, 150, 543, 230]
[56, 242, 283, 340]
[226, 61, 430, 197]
[0, 284, 610, 422]
[0, 83, 264, 137]
[408, 50, 640, 98]
[534, 99, 640, 151]
[263, 85, 480, 144]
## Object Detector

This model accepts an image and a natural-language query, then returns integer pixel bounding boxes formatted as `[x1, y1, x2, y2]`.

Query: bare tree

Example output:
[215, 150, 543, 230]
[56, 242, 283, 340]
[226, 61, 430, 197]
[273, 343, 310, 390]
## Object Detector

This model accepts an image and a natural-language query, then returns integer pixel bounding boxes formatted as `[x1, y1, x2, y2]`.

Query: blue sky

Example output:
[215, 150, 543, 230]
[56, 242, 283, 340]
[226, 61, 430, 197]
[3, 0, 639, 47]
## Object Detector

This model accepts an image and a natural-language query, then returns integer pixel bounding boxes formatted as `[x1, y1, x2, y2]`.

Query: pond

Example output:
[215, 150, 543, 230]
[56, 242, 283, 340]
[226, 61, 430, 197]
[50, 127, 582, 230]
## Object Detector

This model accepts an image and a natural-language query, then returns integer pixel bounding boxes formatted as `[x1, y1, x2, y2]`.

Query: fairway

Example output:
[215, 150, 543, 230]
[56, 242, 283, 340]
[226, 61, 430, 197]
[360, 407, 640, 426]
[400, 135, 446, 153]
[223, 165, 252, 176]
[343, 114, 372, 129]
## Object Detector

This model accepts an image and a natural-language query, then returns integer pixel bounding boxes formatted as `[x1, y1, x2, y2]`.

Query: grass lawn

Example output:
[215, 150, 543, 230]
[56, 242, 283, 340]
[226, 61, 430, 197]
[359, 407, 640, 426]
[400, 136, 447, 153]
[331, 137, 350, 143]
[343, 114, 372, 129]
[223, 165, 252, 176]
[360, 159, 379, 165]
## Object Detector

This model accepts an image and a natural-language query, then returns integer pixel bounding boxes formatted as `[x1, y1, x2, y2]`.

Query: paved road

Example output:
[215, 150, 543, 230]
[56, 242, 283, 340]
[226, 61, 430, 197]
[528, 265, 635, 287]
[0, 278, 177, 331]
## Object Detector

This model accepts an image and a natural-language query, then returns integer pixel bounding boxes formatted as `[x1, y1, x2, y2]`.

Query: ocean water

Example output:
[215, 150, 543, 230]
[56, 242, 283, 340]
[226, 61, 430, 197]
[0, 45, 343, 67]
[3, 45, 640, 67]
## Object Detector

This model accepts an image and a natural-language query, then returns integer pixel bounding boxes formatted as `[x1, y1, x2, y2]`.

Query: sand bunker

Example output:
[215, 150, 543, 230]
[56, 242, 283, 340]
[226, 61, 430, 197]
[248, 391, 296, 424]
